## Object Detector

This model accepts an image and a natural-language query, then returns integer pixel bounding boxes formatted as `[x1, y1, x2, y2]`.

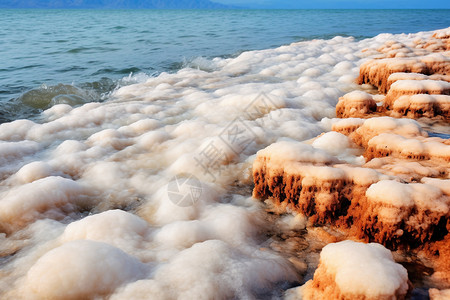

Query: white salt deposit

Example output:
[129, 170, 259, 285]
[369, 133, 426, 156]
[0, 28, 444, 299]
[0, 176, 91, 230]
[433, 28, 450, 39]
[257, 140, 338, 165]
[25, 240, 148, 299]
[285, 241, 410, 299]
[13, 161, 56, 184]
[390, 79, 450, 93]
[388, 72, 429, 82]
[366, 180, 415, 208]
[366, 180, 449, 214]
[340, 90, 374, 102]
[61, 209, 150, 254]
[361, 116, 426, 137]
[312, 131, 364, 165]
[335, 165, 389, 186]
[421, 178, 450, 195]
[319, 241, 409, 297]
[429, 288, 450, 300]
[330, 117, 365, 129]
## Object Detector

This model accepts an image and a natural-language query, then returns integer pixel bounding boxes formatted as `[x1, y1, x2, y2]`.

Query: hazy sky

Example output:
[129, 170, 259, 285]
[214, 0, 450, 9]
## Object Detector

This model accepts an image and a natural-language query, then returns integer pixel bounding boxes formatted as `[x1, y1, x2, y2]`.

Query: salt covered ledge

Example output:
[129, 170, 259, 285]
[357, 54, 450, 94]
[253, 27, 450, 298]
[286, 241, 411, 300]
[252, 136, 450, 249]
[331, 117, 450, 162]
[386, 72, 450, 94]
[339, 30, 450, 121]
[384, 80, 450, 110]
[335, 91, 377, 118]
[338, 78, 450, 121]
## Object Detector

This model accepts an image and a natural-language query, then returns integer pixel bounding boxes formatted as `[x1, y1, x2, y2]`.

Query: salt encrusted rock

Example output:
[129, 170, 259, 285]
[364, 158, 450, 182]
[331, 118, 365, 136]
[423, 38, 450, 52]
[253, 139, 450, 248]
[353, 180, 449, 248]
[384, 79, 450, 110]
[332, 116, 427, 148]
[365, 133, 450, 162]
[331, 117, 450, 163]
[336, 91, 377, 118]
[429, 289, 450, 300]
[252, 141, 384, 225]
[432, 28, 450, 39]
[431, 28, 450, 51]
[279, 30, 450, 298]
[426, 232, 450, 289]
[420, 180, 450, 287]
[392, 94, 450, 119]
[385, 72, 450, 94]
[294, 241, 411, 300]
[376, 40, 429, 59]
[357, 54, 450, 93]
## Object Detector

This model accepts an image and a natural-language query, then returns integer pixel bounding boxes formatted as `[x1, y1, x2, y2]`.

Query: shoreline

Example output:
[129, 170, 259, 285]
[253, 27, 450, 299]
[0, 26, 449, 299]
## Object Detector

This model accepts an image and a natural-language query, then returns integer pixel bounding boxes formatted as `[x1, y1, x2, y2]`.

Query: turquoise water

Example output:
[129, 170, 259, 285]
[1, 9, 449, 122]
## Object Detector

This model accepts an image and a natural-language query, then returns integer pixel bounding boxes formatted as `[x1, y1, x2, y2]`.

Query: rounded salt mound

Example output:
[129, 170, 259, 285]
[287, 240, 410, 300]
[25, 240, 148, 299]
[335, 91, 377, 118]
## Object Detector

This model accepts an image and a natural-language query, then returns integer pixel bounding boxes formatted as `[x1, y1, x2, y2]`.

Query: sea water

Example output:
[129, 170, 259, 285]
[1, 9, 449, 122]
[0, 8, 449, 299]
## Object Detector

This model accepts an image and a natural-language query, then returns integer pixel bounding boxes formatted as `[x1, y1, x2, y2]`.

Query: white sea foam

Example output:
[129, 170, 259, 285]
[0, 28, 441, 299]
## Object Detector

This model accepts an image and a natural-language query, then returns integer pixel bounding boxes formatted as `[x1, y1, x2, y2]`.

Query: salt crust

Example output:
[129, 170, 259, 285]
[358, 54, 450, 93]
[429, 288, 450, 300]
[259, 28, 450, 299]
[0, 27, 448, 299]
[25, 240, 148, 299]
[253, 138, 449, 248]
[336, 91, 377, 118]
[293, 241, 410, 300]
[384, 79, 450, 109]
[392, 94, 450, 119]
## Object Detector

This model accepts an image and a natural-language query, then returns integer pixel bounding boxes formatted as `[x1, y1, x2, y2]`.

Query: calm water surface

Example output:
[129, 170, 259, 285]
[0, 9, 449, 121]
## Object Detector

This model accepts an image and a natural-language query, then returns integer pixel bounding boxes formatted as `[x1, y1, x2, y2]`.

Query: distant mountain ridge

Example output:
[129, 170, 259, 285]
[0, 0, 234, 9]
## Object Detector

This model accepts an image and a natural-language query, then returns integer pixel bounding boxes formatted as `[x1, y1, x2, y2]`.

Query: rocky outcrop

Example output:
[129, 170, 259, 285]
[391, 94, 450, 120]
[252, 137, 450, 249]
[349, 33, 450, 121]
[335, 91, 378, 118]
[385, 73, 450, 94]
[384, 80, 450, 110]
[332, 116, 427, 148]
[255, 28, 450, 298]
[357, 54, 450, 94]
[287, 241, 411, 300]
[429, 288, 450, 300]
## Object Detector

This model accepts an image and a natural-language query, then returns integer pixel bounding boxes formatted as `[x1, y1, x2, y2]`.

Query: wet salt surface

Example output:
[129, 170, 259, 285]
[427, 131, 450, 139]
[0, 29, 445, 299]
